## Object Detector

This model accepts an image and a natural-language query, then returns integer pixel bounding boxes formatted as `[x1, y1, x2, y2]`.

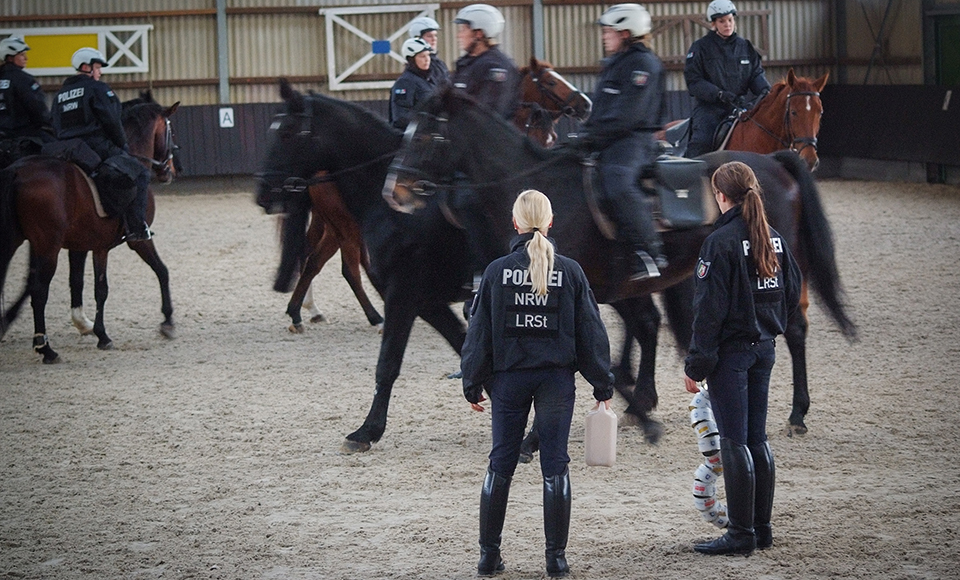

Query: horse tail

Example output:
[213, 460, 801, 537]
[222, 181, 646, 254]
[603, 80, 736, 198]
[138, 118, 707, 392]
[772, 150, 858, 339]
[273, 194, 311, 293]
[0, 166, 29, 339]
[661, 276, 696, 355]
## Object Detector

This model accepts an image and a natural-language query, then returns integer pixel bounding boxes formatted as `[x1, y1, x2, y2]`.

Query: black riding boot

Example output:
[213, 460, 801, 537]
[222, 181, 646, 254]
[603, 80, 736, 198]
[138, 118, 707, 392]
[695, 439, 756, 556]
[750, 441, 776, 549]
[543, 466, 571, 577]
[478, 467, 511, 576]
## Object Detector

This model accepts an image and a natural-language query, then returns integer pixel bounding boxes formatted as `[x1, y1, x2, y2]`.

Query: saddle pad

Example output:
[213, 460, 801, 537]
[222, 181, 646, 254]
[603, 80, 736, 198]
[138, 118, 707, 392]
[654, 157, 709, 229]
[81, 171, 108, 218]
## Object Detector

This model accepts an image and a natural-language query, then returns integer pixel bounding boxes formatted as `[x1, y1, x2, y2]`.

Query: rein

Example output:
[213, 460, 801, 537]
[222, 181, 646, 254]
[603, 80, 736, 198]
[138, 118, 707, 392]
[133, 118, 175, 174]
[740, 90, 821, 155]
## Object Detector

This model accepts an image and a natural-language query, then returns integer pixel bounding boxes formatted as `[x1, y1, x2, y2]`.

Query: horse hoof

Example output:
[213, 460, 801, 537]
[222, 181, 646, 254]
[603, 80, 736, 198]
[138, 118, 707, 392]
[41, 354, 62, 364]
[310, 314, 326, 323]
[97, 340, 114, 351]
[160, 324, 176, 339]
[376, 323, 384, 335]
[518, 450, 534, 464]
[288, 323, 305, 334]
[340, 439, 371, 454]
[784, 423, 807, 437]
[446, 370, 462, 380]
[642, 420, 664, 445]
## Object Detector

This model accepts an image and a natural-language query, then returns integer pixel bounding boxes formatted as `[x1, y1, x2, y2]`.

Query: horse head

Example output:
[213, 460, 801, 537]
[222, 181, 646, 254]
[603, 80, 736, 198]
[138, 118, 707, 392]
[752, 69, 829, 171]
[122, 99, 181, 184]
[519, 57, 592, 121]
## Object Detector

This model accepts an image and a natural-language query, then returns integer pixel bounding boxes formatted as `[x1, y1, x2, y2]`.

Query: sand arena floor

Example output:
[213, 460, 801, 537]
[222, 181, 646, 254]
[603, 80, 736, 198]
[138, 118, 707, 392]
[1, 178, 959, 579]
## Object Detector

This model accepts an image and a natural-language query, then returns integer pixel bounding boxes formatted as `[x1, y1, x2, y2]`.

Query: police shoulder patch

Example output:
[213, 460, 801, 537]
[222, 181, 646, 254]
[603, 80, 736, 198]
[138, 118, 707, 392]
[632, 70, 650, 86]
[696, 258, 711, 279]
[106, 90, 115, 97]
[686, 51, 694, 59]
[488, 68, 507, 82]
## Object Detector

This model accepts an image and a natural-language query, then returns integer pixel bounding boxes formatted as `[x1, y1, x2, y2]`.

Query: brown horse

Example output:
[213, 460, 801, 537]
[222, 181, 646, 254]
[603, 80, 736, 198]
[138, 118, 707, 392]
[725, 69, 829, 170]
[516, 57, 592, 147]
[0, 99, 180, 363]
[279, 171, 384, 333]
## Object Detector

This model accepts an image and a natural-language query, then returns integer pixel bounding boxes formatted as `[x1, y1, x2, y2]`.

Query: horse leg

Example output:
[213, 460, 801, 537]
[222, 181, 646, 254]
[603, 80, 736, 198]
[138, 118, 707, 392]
[342, 297, 419, 453]
[784, 285, 811, 436]
[28, 251, 60, 364]
[519, 414, 540, 464]
[88, 249, 114, 350]
[612, 296, 664, 444]
[301, 284, 323, 323]
[128, 239, 175, 339]
[286, 229, 338, 333]
[68, 250, 94, 335]
[341, 242, 383, 329]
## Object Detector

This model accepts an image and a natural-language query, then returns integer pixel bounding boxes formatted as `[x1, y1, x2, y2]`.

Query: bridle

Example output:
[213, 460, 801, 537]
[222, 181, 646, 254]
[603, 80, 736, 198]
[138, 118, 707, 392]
[526, 67, 591, 120]
[254, 100, 399, 195]
[742, 90, 822, 157]
[133, 117, 176, 180]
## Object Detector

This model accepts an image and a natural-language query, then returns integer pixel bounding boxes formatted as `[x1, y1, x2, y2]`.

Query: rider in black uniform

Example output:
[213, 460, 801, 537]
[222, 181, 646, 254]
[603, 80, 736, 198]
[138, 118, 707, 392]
[462, 189, 613, 578]
[683, 0, 771, 158]
[684, 161, 801, 556]
[53, 47, 152, 241]
[407, 15, 449, 84]
[0, 37, 54, 161]
[577, 3, 668, 281]
[390, 38, 440, 129]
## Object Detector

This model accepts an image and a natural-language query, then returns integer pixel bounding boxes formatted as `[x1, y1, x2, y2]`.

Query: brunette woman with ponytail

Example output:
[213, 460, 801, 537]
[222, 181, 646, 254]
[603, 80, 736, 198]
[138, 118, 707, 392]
[461, 189, 613, 577]
[684, 161, 802, 556]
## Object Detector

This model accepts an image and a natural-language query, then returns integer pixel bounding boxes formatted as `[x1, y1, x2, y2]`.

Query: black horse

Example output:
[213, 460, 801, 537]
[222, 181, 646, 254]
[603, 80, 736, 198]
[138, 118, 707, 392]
[257, 80, 472, 452]
[384, 86, 857, 438]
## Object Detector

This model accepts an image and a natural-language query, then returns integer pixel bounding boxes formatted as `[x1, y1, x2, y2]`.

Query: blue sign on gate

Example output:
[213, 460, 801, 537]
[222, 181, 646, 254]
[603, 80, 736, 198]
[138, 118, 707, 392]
[371, 40, 390, 54]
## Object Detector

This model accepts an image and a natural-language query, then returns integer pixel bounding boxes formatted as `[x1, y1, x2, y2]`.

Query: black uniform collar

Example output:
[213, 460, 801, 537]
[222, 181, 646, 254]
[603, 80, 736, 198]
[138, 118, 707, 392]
[62, 74, 90, 86]
[709, 29, 739, 44]
[0, 62, 23, 72]
[714, 204, 743, 227]
[601, 41, 649, 67]
[510, 232, 558, 253]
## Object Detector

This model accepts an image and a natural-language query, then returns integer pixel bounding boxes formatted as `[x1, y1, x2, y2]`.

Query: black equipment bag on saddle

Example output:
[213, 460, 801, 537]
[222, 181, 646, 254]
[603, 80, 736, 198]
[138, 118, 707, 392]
[41, 138, 102, 174]
[92, 154, 142, 215]
[654, 156, 709, 229]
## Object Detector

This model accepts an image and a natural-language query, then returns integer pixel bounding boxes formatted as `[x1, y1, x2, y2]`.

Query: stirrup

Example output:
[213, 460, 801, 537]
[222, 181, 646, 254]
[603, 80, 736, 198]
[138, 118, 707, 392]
[628, 251, 661, 282]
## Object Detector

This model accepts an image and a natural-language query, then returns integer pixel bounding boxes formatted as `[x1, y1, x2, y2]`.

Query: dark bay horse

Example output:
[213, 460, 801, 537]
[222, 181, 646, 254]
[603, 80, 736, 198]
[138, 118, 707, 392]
[267, 62, 588, 332]
[0, 99, 179, 363]
[385, 87, 857, 437]
[257, 80, 473, 453]
[516, 58, 592, 148]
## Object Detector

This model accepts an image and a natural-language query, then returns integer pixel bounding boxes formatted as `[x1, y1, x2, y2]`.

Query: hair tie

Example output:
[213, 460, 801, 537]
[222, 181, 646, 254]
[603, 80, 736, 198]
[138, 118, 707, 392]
[532, 227, 539, 232]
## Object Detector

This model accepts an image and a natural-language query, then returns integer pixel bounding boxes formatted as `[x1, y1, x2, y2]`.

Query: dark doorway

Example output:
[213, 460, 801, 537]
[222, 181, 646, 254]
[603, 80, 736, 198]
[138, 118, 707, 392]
[936, 15, 960, 85]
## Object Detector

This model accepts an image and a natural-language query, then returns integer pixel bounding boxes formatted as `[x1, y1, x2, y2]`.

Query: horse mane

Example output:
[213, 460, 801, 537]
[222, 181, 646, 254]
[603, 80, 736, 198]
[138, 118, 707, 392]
[519, 56, 555, 76]
[121, 101, 164, 145]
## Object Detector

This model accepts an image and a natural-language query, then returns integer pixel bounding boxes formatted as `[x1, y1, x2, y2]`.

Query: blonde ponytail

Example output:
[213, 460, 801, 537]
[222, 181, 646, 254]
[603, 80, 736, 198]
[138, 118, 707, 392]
[512, 190, 555, 296]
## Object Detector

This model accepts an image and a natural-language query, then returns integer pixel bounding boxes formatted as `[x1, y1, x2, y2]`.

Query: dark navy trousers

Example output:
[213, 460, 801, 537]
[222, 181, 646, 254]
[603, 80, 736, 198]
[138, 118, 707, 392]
[488, 367, 576, 478]
[706, 340, 776, 447]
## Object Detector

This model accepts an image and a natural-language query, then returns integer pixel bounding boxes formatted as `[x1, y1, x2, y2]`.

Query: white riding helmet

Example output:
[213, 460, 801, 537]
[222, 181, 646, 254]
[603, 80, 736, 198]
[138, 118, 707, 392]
[71, 47, 107, 71]
[408, 16, 440, 39]
[454, 4, 505, 40]
[0, 36, 29, 58]
[707, 0, 737, 22]
[401, 37, 432, 59]
[598, 4, 653, 38]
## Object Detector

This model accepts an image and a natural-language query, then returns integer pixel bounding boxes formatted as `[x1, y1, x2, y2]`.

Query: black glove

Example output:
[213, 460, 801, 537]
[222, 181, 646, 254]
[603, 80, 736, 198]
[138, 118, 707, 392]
[717, 90, 737, 105]
[464, 383, 483, 404]
[734, 95, 747, 109]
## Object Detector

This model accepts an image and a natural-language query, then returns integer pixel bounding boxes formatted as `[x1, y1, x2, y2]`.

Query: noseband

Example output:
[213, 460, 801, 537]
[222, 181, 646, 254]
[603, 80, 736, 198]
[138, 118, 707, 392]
[743, 90, 821, 156]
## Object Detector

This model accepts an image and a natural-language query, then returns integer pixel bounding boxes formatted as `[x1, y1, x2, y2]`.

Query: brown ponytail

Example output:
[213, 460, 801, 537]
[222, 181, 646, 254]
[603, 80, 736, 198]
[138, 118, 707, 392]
[711, 162, 779, 279]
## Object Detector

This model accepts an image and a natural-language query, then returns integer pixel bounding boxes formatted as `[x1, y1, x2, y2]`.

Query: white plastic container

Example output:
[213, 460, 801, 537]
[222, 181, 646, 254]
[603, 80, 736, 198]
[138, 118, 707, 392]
[584, 402, 618, 467]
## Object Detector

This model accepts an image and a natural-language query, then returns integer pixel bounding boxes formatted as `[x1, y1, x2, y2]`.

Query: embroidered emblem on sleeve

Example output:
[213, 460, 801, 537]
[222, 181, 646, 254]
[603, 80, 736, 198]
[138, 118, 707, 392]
[489, 68, 507, 82]
[696, 259, 710, 279]
[632, 70, 650, 86]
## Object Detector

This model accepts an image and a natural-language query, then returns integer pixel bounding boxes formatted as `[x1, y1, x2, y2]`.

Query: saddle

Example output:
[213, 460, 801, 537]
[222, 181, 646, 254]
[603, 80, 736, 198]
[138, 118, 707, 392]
[0, 135, 44, 169]
[39, 139, 121, 218]
[583, 154, 713, 241]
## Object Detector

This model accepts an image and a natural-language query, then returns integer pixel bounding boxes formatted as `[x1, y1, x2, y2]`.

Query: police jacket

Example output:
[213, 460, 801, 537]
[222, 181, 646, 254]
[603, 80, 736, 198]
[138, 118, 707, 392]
[53, 74, 126, 153]
[390, 65, 437, 129]
[581, 42, 666, 150]
[461, 233, 615, 403]
[684, 30, 770, 111]
[452, 46, 520, 120]
[684, 205, 802, 381]
[0, 62, 51, 138]
[429, 55, 449, 83]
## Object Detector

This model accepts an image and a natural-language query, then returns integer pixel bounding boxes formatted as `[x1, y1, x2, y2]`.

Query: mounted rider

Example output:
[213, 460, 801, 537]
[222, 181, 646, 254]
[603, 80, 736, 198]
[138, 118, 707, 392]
[390, 38, 441, 129]
[407, 15, 449, 83]
[576, 3, 668, 281]
[684, 0, 771, 158]
[0, 36, 55, 164]
[52, 47, 153, 241]
[451, 4, 521, 121]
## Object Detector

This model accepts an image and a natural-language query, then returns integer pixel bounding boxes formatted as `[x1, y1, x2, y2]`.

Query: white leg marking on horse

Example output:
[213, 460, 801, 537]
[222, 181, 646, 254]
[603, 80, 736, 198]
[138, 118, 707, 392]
[71, 307, 94, 335]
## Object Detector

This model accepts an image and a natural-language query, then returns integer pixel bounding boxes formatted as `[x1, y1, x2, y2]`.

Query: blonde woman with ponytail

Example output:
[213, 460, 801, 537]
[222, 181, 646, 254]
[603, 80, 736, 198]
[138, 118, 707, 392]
[461, 189, 613, 578]
[683, 161, 802, 556]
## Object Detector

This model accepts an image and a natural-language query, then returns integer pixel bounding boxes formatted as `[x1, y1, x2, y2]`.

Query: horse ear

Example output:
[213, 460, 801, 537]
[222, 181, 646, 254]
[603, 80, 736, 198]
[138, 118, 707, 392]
[814, 72, 829, 92]
[279, 78, 294, 100]
[529, 56, 539, 71]
[787, 68, 797, 86]
[165, 102, 180, 117]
